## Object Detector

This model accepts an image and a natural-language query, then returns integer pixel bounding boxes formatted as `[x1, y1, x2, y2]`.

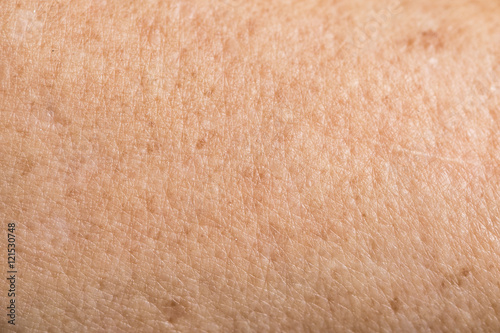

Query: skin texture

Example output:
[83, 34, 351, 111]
[1, 0, 500, 331]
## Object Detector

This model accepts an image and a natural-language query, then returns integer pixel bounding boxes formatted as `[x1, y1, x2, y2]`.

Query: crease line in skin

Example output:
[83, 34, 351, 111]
[394, 146, 479, 167]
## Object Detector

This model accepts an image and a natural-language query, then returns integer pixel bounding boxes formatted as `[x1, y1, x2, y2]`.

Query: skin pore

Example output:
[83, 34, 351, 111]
[1, 0, 499, 331]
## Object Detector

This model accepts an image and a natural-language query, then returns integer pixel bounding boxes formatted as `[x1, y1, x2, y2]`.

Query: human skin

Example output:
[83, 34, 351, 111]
[0, 0, 499, 331]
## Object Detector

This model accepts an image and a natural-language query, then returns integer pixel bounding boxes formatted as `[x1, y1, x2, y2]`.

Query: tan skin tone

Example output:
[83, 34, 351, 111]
[1, 0, 500, 331]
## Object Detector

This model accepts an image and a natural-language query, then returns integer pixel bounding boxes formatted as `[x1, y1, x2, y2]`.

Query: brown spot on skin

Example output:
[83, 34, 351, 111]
[460, 267, 471, 277]
[441, 267, 472, 288]
[457, 267, 471, 286]
[370, 239, 377, 252]
[406, 37, 415, 48]
[21, 158, 35, 176]
[274, 87, 284, 102]
[246, 18, 256, 36]
[492, 302, 500, 316]
[401, 30, 444, 51]
[147, 141, 159, 154]
[146, 194, 159, 214]
[320, 229, 328, 241]
[164, 298, 186, 323]
[204, 86, 215, 97]
[196, 137, 206, 149]
[49, 106, 72, 126]
[420, 30, 444, 50]
[66, 187, 80, 198]
[389, 297, 401, 312]
[419, 233, 429, 245]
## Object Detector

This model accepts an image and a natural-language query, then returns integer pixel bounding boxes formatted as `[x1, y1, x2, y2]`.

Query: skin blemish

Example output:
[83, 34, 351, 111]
[145, 194, 160, 214]
[389, 297, 401, 312]
[441, 267, 472, 288]
[65, 186, 80, 198]
[48, 106, 72, 126]
[164, 298, 186, 323]
[420, 30, 444, 50]
[460, 267, 471, 277]
[147, 141, 159, 154]
[20, 157, 35, 176]
[196, 137, 207, 149]
[458, 267, 472, 286]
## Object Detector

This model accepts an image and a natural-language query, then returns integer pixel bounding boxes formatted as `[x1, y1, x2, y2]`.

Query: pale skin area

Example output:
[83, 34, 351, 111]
[0, 0, 500, 331]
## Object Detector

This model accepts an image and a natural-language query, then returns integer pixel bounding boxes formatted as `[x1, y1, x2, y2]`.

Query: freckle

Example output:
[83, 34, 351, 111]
[460, 267, 470, 277]
[204, 86, 215, 96]
[164, 298, 186, 323]
[420, 30, 443, 49]
[196, 138, 206, 149]
[274, 88, 283, 101]
[422, 30, 437, 38]
[48, 106, 71, 126]
[21, 158, 35, 176]
[146, 194, 159, 214]
[492, 302, 500, 315]
[147, 142, 158, 154]
[66, 187, 80, 198]
[258, 170, 267, 181]
[389, 297, 400, 312]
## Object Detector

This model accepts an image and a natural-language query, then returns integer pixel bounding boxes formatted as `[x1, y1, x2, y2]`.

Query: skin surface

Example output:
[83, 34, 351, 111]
[1, 0, 500, 331]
